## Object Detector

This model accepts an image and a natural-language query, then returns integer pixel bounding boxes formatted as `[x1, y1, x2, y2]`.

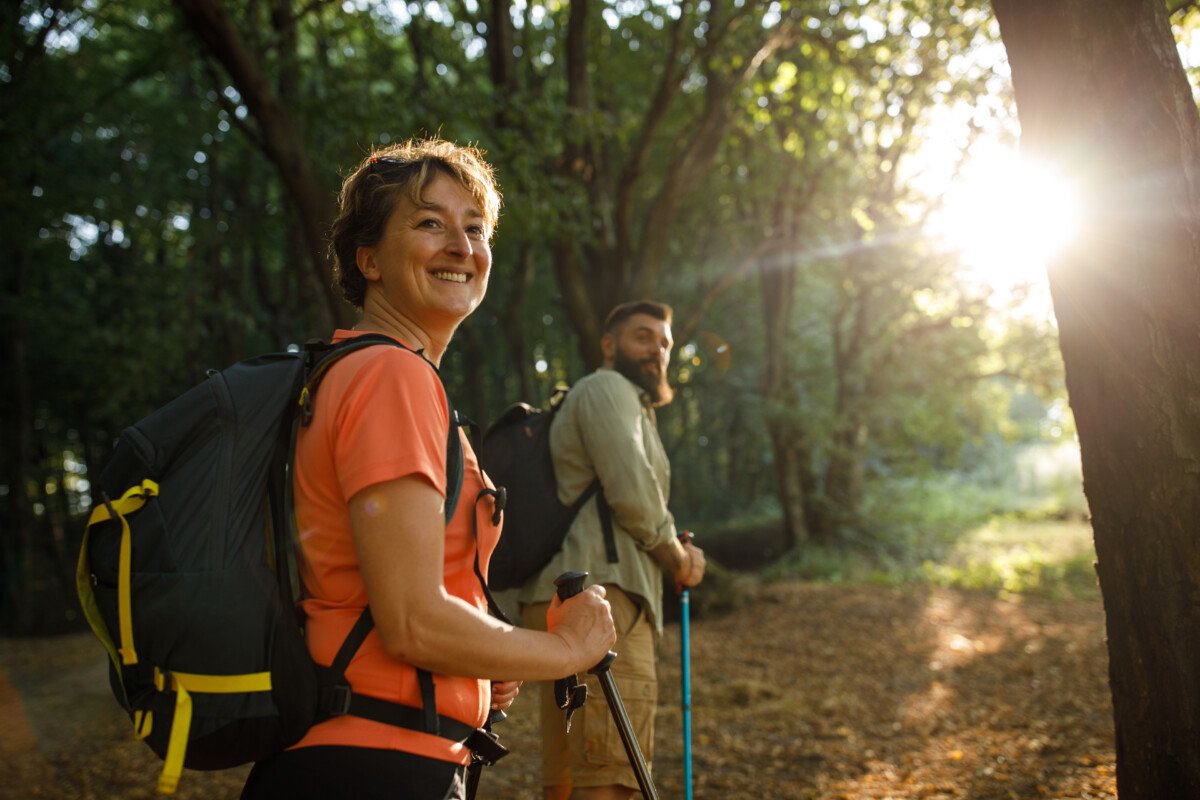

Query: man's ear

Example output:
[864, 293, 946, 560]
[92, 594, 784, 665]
[356, 246, 379, 281]
[600, 332, 616, 367]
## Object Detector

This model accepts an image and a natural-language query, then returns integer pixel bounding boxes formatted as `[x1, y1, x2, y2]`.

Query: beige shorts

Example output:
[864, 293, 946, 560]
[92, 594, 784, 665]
[520, 585, 658, 791]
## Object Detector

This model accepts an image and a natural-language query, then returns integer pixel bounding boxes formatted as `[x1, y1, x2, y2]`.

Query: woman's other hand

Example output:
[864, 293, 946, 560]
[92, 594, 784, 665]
[490, 680, 521, 711]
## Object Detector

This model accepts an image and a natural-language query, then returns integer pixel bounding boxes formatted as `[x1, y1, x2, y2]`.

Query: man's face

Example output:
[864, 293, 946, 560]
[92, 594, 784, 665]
[608, 313, 675, 406]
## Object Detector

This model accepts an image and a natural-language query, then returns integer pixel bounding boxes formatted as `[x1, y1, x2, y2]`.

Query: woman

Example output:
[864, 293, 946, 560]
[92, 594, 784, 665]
[241, 138, 616, 799]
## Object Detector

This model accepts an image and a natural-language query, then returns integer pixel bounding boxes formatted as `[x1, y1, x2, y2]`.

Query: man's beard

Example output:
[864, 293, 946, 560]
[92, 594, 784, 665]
[613, 348, 675, 406]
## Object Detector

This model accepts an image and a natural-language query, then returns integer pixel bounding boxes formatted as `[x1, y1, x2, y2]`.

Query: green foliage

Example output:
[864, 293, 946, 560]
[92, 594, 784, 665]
[920, 517, 1098, 598]
[920, 545, 1097, 598]
[761, 517, 1098, 600]
[1, 0, 1078, 632]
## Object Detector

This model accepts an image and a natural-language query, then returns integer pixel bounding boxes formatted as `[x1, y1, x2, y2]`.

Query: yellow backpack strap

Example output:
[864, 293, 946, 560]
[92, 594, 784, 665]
[84, 480, 160, 667]
[152, 668, 273, 795]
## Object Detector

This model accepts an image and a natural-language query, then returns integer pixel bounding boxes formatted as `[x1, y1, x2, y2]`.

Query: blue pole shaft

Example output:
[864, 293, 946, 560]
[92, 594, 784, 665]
[681, 586, 692, 800]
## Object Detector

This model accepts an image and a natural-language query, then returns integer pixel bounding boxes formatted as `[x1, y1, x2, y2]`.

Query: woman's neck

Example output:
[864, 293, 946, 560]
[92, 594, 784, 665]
[354, 303, 454, 367]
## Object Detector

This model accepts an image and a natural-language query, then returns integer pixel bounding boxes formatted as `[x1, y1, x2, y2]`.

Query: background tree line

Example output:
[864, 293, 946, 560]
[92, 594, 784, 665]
[2, 0, 1067, 637]
[9, 0, 1200, 793]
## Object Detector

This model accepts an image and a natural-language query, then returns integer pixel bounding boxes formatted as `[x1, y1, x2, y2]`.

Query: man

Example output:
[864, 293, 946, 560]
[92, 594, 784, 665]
[519, 300, 707, 800]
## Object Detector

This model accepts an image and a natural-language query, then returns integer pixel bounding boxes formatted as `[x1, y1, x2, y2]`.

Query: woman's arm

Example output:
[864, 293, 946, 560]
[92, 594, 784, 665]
[350, 474, 615, 682]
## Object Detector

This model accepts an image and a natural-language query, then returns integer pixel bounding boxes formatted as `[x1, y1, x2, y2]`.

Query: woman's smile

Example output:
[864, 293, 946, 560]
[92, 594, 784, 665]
[356, 171, 493, 344]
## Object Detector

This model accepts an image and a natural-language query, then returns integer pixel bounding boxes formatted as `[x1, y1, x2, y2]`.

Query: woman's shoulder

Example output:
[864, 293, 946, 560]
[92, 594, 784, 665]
[332, 336, 439, 377]
[325, 338, 447, 408]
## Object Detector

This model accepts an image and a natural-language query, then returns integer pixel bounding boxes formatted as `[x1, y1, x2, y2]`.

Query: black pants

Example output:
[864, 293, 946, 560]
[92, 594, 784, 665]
[240, 745, 467, 800]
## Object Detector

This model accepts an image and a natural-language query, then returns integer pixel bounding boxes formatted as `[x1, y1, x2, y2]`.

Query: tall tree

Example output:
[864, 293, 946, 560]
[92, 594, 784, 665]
[545, 0, 799, 366]
[991, 0, 1200, 795]
[682, 0, 1000, 549]
[173, 0, 354, 330]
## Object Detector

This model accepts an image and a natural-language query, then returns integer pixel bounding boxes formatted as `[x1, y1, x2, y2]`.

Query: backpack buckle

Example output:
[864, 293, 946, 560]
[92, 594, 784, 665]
[299, 386, 314, 426]
[465, 727, 509, 766]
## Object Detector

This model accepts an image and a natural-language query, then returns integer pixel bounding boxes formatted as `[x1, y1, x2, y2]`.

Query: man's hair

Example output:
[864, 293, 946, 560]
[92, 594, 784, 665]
[328, 137, 502, 308]
[603, 300, 674, 335]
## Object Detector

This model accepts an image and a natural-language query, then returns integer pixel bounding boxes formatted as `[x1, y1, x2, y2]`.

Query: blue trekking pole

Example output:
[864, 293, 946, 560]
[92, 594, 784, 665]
[678, 531, 694, 800]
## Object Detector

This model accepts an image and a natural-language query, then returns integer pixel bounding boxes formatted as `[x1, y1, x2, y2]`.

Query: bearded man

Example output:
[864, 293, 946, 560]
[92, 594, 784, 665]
[518, 300, 707, 800]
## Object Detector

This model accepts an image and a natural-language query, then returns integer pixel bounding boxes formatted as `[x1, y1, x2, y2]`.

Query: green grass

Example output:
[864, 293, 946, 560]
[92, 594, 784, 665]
[758, 441, 1095, 597]
[920, 517, 1098, 598]
[763, 517, 1099, 599]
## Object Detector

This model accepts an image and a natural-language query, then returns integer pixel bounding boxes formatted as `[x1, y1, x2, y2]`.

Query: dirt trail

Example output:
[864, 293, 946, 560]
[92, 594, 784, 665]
[0, 581, 1115, 799]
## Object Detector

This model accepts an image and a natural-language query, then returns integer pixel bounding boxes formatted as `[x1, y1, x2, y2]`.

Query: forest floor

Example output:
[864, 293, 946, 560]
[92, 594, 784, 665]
[0, 528, 1115, 799]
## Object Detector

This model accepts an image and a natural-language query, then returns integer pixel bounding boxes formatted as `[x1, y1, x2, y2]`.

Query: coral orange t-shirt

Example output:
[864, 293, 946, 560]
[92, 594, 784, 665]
[289, 330, 501, 764]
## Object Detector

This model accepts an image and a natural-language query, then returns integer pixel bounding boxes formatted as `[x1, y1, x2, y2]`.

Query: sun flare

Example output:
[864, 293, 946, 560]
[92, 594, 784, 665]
[932, 147, 1081, 291]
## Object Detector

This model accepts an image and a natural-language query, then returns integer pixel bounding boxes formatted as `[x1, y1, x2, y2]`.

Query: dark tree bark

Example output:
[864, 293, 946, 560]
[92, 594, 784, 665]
[760, 253, 814, 552]
[551, 0, 789, 368]
[757, 165, 822, 551]
[992, 1, 1200, 796]
[1, 243, 37, 634]
[500, 245, 537, 403]
[173, 0, 353, 331]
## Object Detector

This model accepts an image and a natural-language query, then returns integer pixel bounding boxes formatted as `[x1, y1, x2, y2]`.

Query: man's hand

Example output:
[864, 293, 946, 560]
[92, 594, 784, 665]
[672, 541, 706, 587]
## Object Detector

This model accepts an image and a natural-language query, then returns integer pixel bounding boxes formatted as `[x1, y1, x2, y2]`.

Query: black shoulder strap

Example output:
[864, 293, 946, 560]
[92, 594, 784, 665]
[594, 487, 618, 564]
[458, 407, 511, 624]
[444, 400, 465, 523]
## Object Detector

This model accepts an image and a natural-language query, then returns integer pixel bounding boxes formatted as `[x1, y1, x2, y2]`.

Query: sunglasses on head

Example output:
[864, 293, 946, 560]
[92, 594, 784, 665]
[368, 155, 413, 168]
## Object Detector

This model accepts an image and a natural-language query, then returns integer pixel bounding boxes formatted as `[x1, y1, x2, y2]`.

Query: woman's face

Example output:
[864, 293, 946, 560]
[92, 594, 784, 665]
[356, 172, 492, 333]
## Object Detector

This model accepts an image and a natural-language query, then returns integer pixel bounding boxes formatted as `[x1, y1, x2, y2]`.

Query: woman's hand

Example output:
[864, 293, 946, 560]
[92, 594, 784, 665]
[546, 585, 616, 674]
[490, 680, 521, 711]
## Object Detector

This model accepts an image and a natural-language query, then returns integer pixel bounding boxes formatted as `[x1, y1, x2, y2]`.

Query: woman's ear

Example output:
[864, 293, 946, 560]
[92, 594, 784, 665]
[356, 246, 379, 281]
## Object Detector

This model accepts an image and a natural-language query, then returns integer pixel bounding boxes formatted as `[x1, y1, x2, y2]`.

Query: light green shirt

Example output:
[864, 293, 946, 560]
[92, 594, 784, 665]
[518, 368, 678, 635]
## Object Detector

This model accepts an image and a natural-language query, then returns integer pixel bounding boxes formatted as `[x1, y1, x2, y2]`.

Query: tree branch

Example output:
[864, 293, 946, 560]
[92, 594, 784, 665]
[172, 0, 349, 329]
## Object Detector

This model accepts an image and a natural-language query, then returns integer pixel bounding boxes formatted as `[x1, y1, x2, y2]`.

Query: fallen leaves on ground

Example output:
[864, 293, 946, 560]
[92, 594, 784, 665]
[0, 580, 1115, 799]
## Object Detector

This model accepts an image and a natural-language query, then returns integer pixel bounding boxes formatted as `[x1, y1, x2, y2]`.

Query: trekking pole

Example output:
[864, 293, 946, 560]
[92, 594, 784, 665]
[678, 530, 694, 800]
[554, 572, 660, 800]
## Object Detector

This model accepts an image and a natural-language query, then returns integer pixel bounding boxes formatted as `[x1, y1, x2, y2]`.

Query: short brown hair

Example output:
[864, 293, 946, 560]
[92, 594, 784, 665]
[603, 300, 674, 335]
[329, 138, 502, 308]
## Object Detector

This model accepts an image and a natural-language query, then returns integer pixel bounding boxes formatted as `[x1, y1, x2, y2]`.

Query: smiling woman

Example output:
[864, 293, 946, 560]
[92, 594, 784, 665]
[237, 138, 618, 800]
[931, 145, 1082, 291]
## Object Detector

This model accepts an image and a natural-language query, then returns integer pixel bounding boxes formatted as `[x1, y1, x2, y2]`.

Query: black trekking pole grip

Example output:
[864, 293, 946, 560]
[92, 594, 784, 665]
[554, 572, 617, 672]
[554, 570, 589, 601]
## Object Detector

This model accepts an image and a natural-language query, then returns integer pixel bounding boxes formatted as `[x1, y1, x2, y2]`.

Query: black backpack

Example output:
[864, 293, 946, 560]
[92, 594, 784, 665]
[480, 386, 615, 592]
[76, 334, 505, 794]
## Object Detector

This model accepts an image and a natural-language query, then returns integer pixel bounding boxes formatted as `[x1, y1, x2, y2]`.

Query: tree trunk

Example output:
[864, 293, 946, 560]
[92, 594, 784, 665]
[992, 1, 1200, 795]
[824, 420, 868, 526]
[173, 0, 351, 331]
[1, 235, 37, 634]
[825, 265, 872, 535]
[549, 3, 787, 365]
[759, 246, 812, 551]
[499, 245, 537, 403]
[455, 320, 488, 428]
[554, 240, 604, 370]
